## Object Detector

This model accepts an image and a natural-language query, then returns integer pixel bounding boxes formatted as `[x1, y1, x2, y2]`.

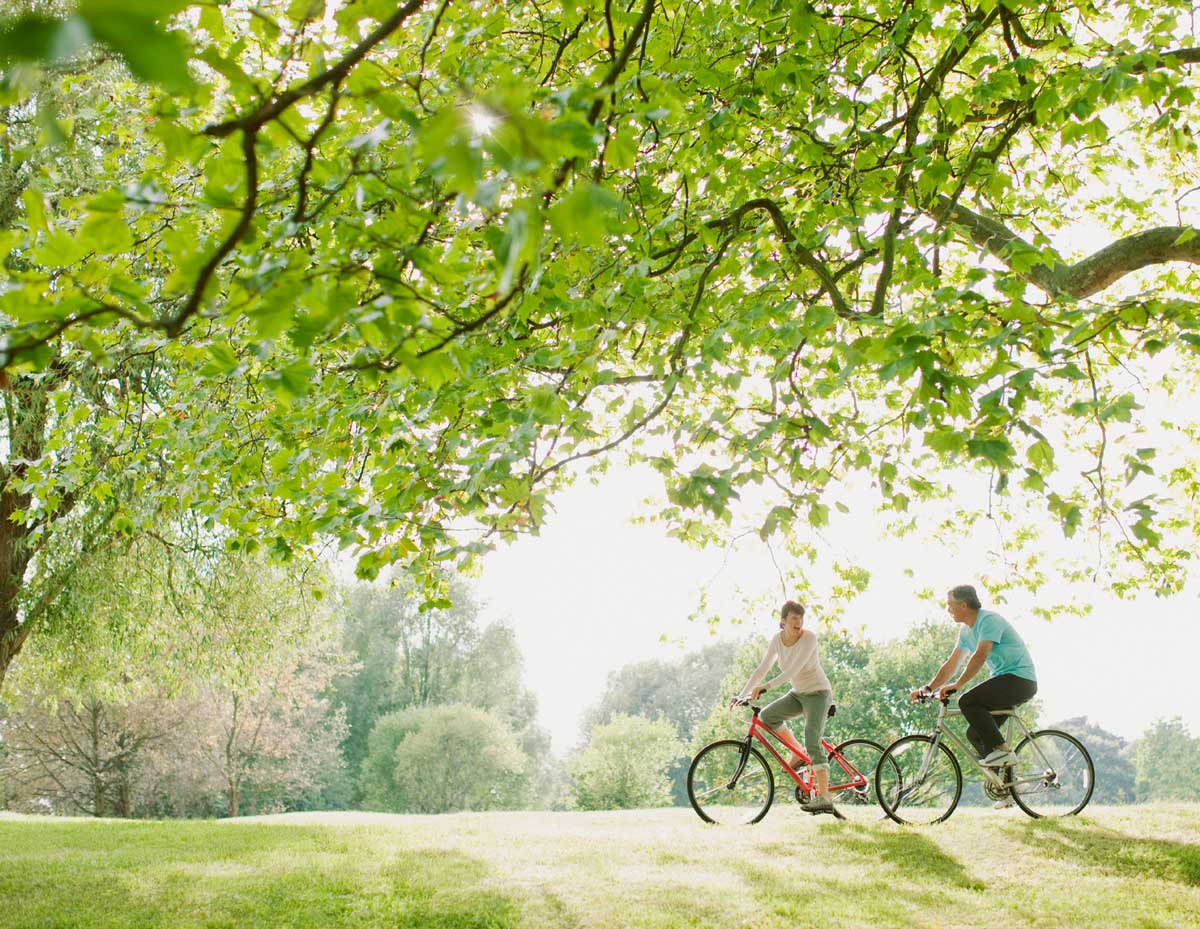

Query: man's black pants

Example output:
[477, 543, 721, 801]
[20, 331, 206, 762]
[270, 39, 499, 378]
[958, 674, 1038, 756]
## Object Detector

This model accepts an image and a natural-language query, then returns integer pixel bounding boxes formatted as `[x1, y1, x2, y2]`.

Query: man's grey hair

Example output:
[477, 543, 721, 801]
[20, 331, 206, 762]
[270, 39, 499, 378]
[948, 585, 981, 610]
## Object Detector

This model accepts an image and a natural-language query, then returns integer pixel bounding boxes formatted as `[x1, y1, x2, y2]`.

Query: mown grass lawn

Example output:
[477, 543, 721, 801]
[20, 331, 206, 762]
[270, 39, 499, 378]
[1, 804, 1197, 929]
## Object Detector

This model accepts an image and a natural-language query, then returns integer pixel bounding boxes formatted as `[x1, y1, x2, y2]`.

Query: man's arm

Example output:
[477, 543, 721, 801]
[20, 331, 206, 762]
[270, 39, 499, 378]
[912, 649, 967, 701]
[938, 641, 993, 698]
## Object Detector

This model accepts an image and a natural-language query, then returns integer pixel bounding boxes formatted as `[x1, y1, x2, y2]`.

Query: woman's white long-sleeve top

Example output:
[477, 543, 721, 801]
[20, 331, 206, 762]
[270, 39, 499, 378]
[740, 630, 831, 697]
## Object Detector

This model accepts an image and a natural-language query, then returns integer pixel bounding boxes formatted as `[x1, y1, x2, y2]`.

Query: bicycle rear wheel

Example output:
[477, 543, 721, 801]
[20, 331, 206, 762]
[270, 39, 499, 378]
[876, 735, 962, 825]
[1009, 729, 1094, 818]
[827, 739, 890, 823]
[687, 739, 774, 825]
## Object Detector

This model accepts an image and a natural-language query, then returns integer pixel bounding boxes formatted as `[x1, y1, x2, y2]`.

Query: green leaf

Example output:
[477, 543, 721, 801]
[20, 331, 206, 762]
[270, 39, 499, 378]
[0, 15, 90, 65]
[549, 183, 624, 246]
[21, 187, 48, 234]
[262, 360, 317, 403]
[80, 212, 134, 255]
[967, 437, 1014, 469]
[759, 504, 794, 540]
[1027, 440, 1054, 472]
[32, 230, 90, 267]
[925, 429, 966, 456]
[85, 16, 194, 90]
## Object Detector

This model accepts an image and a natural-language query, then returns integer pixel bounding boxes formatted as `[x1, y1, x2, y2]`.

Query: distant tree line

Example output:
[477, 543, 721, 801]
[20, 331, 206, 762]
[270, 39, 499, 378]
[0, 543, 556, 817]
[3, 540, 1196, 816]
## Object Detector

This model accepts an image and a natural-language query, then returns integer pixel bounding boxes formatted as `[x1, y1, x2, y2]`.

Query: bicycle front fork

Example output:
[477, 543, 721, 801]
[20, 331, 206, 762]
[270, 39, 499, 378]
[726, 738, 753, 788]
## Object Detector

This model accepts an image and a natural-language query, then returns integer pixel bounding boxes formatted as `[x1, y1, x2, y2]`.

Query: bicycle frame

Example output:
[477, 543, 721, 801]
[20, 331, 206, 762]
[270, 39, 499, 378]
[740, 710, 869, 795]
[917, 700, 1055, 792]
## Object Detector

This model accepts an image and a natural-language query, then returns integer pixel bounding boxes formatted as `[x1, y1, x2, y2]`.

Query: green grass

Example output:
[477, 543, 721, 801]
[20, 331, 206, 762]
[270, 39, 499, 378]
[1, 805, 1197, 929]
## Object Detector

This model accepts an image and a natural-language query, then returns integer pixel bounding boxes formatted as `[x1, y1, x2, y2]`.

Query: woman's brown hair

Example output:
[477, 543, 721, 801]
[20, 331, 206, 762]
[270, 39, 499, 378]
[779, 600, 806, 622]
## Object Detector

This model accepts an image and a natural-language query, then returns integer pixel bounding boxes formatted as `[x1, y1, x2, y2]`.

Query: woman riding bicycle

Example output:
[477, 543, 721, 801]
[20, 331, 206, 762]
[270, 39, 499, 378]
[733, 599, 837, 814]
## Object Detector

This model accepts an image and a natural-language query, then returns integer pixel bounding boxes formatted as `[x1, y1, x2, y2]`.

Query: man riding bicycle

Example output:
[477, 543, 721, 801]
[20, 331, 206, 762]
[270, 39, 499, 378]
[911, 585, 1038, 775]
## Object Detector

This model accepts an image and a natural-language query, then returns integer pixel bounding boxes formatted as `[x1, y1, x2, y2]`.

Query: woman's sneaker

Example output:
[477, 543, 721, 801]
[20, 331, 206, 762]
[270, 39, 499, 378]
[801, 795, 836, 815]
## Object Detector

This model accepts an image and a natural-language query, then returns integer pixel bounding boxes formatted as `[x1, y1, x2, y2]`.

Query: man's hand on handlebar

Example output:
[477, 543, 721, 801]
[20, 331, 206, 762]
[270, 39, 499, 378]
[910, 685, 958, 703]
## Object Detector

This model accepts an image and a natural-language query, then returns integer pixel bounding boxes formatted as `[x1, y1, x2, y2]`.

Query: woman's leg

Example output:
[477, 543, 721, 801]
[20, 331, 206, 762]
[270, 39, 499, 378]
[760, 691, 808, 766]
[799, 690, 833, 800]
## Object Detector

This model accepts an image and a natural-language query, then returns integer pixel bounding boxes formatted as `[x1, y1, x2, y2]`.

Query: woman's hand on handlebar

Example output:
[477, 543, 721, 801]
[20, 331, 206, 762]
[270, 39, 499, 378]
[730, 687, 764, 708]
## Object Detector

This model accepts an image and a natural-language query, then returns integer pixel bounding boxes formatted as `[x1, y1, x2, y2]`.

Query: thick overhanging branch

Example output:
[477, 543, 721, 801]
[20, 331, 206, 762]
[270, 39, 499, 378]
[931, 195, 1200, 300]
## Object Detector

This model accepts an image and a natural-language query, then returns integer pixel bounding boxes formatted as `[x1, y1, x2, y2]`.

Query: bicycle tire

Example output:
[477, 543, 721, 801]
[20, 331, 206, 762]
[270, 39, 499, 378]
[828, 739, 890, 820]
[687, 739, 774, 825]
[1008, 729, 1094, 819]
[876, 734, 962, 825]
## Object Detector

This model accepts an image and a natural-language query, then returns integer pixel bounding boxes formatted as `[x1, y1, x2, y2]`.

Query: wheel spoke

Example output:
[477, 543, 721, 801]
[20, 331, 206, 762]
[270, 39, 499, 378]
[876, 735, 962, 825]
[687, 741, 775, 825]
[1009, 730, 1093, 818]
[828, 739, 890, 823]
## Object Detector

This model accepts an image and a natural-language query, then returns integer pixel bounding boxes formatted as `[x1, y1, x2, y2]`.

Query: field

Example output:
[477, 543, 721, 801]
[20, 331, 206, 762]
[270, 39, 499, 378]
[1, 805, 1198, 929]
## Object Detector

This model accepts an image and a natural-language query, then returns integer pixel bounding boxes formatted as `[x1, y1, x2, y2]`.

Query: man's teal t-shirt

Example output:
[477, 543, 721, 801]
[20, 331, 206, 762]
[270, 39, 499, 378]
[956, 609, 1037, 682]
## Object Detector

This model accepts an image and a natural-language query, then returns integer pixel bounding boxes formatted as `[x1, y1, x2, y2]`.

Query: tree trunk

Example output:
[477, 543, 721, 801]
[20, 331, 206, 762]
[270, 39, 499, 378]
[228, 778, 239, 818]
[0, 515, 34, 693]
[0, 375, 53, 694]
[90, 701, 104, 817]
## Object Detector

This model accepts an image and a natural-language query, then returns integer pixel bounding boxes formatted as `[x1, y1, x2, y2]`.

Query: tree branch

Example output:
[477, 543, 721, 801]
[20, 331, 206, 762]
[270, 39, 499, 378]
[932, 195, 1200, 299]
[204, 0, 427, 138]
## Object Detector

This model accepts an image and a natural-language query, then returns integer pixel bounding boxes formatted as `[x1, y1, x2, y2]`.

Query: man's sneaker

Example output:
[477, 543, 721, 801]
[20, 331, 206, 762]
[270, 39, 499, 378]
[980, 749, 1018, 767]
[993, 795, 1014, 809]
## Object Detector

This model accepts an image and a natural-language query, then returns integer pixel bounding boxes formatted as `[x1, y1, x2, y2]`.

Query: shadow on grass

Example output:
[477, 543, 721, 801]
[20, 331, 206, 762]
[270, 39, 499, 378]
[1009, 818, 1200, 887]
[755, 823, 981, 891]
[822, 823, 984, 890]
[735, 823, 987, 929]
[0, 822, 523, 929]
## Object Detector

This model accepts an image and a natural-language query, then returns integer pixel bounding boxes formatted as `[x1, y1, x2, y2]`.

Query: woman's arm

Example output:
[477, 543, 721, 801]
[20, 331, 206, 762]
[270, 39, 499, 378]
[737, 640, 777, 699]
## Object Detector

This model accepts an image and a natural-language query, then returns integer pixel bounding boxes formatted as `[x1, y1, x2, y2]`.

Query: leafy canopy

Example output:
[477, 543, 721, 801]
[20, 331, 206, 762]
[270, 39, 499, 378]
[3, 0, 1200, 598]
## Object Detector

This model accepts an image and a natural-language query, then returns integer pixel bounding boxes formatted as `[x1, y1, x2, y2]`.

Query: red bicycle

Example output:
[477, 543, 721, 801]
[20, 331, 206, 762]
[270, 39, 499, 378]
[686, 699, 891, 824]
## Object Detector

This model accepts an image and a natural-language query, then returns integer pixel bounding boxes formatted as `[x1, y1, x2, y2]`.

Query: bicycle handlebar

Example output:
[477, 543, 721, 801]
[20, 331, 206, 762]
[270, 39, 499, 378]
[915, 687, 957, 706]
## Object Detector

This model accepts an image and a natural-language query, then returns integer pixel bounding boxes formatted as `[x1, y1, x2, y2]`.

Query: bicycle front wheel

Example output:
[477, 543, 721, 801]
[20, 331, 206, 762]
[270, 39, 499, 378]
[876, 735, 962, 825]
[1009, 729, 1094, 819]
[828, 739, 890, 823]
[687, 739, 774, 825]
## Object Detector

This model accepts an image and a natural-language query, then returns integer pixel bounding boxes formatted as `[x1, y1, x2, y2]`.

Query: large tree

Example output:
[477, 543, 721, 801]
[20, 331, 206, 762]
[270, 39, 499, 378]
[332, 578, 549, 781]
[4, 0, 1200, 691]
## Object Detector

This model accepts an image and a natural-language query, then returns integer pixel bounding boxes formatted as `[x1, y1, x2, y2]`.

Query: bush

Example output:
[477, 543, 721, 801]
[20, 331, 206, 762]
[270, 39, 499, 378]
[569, 714, 683, 810]
[360, 704, 528, 813]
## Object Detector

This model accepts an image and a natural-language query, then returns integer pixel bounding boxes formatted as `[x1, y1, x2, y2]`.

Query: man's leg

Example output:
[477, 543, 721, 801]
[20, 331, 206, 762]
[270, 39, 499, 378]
[958, 675, 1037, 761]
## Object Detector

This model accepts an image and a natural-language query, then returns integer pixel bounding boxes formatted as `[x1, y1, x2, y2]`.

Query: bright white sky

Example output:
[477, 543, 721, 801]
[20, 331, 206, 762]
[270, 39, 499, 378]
[476, 463, 1200, 757]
